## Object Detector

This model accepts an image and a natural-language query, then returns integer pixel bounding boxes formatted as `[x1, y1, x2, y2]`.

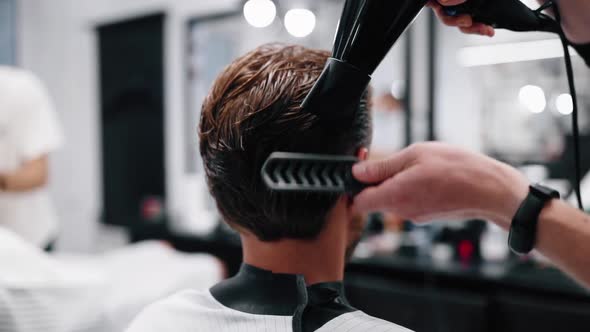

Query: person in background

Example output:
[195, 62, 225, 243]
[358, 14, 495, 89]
[0, 66, 64, 250]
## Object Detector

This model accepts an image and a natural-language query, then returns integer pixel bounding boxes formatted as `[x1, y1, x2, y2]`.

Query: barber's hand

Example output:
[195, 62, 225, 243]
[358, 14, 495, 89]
[427, 0, 495, 37]
[352, 142, 529, 229]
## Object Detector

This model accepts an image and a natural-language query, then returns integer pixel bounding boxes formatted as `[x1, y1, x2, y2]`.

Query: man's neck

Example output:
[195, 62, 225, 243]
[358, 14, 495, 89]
[241, 205, 348, 285]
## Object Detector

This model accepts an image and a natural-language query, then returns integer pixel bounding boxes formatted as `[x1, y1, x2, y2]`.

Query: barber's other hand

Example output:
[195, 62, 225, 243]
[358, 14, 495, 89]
[352, 142, 529, 229]
[427, 0, 495, 37]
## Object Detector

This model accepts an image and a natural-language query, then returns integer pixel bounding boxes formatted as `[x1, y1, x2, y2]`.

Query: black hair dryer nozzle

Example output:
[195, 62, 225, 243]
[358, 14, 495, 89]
[301, 58, 371, 125]
[302, 0, 429, 121]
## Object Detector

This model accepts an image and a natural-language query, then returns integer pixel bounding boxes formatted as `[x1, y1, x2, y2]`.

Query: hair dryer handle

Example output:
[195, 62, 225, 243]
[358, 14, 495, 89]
[440, 0, 559, 33]
[441, 0, 484, 17]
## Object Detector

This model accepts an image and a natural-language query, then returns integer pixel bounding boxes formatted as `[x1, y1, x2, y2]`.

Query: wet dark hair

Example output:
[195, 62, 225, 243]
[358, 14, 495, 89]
[199, 43, 372, 241]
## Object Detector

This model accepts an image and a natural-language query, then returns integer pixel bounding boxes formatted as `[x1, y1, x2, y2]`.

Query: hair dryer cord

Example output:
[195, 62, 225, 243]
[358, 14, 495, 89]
[553, 3, 584, 211]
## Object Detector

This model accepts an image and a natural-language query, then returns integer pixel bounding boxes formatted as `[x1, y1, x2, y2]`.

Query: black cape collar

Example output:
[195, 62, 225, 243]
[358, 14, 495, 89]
[210, 263, 356, 332]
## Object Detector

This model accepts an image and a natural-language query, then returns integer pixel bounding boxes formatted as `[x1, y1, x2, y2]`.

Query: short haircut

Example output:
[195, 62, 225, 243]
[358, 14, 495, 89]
[199, 43, 372, 241]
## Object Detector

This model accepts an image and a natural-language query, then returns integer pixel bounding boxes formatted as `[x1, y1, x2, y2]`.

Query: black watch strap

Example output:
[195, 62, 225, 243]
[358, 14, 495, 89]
[508, 184, 559, 255]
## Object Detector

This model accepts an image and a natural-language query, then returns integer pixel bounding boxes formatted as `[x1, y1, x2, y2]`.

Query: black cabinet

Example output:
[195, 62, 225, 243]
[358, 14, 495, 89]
[345, 258, 590, 332]
[492, 292, 590, 332]
[346, 273, 488, 332]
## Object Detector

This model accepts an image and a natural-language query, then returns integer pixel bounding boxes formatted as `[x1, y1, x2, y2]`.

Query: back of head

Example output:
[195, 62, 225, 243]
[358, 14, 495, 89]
[199, 43, 371, 242]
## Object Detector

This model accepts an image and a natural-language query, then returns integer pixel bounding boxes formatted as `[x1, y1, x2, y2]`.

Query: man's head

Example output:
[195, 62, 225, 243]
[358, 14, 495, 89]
[199, 43, 372, 242]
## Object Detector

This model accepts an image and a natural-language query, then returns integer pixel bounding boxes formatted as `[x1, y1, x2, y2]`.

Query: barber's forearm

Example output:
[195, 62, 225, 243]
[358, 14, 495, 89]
[480, 159, 590, 288]
[534, 200, 590, 288]
[493, 179, 590, 288]
[0, 156, 49, 192]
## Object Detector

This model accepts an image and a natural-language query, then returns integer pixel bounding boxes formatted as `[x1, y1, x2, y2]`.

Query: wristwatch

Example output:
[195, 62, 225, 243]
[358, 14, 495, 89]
[508, 184, 560, 255]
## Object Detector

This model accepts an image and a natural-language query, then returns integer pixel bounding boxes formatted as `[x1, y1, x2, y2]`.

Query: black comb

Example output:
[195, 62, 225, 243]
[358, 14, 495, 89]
[261, 152, 370, 196]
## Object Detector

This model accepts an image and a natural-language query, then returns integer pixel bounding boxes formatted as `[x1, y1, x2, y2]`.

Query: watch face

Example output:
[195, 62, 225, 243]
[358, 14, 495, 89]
[531, 184, 560, 199]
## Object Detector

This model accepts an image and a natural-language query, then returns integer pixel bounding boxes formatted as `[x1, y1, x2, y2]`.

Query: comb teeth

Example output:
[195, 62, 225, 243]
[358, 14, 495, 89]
[261, 152, 367, 195]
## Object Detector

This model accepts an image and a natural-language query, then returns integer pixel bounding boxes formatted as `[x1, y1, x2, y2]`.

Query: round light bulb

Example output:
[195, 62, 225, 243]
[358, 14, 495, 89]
[390, 80, 406, 99]
[556, 93, 573, 115]
[519, 85, 546, 114]
[243, 0, 276, 28]
[284, 9, 316, 38]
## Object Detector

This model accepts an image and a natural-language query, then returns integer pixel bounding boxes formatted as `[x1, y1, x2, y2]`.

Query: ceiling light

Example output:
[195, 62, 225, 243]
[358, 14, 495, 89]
[390, 80, 406, 99]
[519, 85, 546, 114]
[556, 93, 573, 115]
[243, 0, 276, 28]
[284, 8, 316, 38]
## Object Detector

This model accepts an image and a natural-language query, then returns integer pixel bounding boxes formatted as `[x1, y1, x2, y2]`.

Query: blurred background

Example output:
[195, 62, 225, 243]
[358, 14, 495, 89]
[2, 0, 590, 331]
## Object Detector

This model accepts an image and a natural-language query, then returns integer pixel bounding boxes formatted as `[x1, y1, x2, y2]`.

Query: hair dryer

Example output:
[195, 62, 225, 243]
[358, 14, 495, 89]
[441, 0, 559, 32]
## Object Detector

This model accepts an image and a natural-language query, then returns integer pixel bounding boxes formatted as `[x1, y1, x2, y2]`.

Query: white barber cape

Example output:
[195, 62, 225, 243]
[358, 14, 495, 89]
[0, 228, 223, 332]
[0, 228, 103, 332]
[0, 66, 64, 247]
[127, 264, 413, 332]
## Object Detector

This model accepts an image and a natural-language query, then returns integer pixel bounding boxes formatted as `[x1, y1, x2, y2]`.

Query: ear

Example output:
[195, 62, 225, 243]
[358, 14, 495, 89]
[356, 147, 369, 161]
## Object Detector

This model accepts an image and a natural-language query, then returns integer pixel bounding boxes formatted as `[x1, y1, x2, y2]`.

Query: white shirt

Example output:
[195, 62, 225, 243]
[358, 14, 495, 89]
[0, 228, 104, 332]
[0, 66, 64, 247]
[126, 290, 413, 332]
[0, 228, 223, 332]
